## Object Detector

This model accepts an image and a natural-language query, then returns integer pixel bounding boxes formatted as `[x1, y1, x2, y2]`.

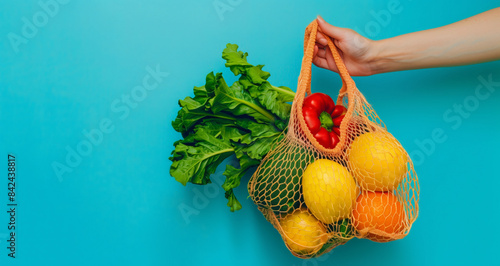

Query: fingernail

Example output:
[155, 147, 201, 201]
[317, 15, 324, 22]
[319, 38, 327, 45]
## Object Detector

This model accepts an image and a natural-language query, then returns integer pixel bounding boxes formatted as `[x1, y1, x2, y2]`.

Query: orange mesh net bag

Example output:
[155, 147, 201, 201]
[247, 20, 419, 258]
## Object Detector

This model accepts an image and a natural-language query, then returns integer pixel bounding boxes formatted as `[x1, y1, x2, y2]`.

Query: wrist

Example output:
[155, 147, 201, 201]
[367, 36, 430, 74]
[366, 39, 393, 75]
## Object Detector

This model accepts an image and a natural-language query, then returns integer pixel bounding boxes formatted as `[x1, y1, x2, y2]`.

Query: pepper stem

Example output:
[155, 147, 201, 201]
[319, 111, 334, 131]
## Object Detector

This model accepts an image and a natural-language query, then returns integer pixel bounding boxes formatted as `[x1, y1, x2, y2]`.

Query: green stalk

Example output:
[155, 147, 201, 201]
[186, 148, 235, 182]
[271, 85, 296, 98]
[319, 111, 334, 131]
[188, 112, 238, 121]
[225, 94, 276, 122]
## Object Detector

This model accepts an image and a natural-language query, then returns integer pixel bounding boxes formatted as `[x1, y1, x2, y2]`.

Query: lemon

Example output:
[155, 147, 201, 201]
[302, 159, 359, 224]
[280, 209, 328, 255]
[348, 131, 408, 191]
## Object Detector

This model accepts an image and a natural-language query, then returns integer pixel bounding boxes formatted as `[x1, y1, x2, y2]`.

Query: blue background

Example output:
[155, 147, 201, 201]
[1, 1, 499, 265]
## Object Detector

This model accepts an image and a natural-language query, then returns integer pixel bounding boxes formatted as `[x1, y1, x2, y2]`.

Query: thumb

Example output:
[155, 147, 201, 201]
[316, 15, 348, 41]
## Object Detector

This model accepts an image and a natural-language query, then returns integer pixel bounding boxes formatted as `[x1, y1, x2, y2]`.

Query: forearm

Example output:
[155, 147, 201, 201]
[369, 7, 500, 74]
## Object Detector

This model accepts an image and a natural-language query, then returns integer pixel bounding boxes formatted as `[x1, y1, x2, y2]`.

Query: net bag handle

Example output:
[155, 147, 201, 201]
[290, 19, 358, 155]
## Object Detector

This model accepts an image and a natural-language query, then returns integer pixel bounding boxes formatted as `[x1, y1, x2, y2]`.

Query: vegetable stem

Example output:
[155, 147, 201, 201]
[189, 112, 238, 121]
[319, 111, 334, 131]
[226, 94, 276, 122]
[184, 148, 235, 176]
[209, 148, 235, 156]
[271, 85, 296, 98]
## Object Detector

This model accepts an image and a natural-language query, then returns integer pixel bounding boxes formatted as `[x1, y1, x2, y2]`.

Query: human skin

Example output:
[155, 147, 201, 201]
[313, 8, 500, 76]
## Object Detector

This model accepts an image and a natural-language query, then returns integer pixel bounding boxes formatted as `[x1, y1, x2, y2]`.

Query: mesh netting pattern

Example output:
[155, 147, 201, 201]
[247, 20, 419, 259]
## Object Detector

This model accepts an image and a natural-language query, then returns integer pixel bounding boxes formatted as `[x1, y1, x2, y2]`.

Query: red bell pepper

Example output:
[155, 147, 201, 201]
[302, 93, 347, 149]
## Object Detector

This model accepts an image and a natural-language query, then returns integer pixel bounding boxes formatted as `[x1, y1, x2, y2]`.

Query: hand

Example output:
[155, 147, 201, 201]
[314, 16, 376, 76]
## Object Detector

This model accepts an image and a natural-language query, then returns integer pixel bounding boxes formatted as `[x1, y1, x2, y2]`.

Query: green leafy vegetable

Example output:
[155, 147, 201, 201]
[170, 43, 296, 211]
[222, 44, 295, 121]
[212, 76, 275, 123]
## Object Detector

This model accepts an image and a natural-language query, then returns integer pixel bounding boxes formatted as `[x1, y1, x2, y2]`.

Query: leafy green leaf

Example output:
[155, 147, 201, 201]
[212, 74, 276, 123]
[232, 120, 281, 144]
[222, 165, 244, 191]
[172, 97, 206, 135]
[193, 72, 216, 106]
[221, 150, 260, 192]
[246, 65, 270, 84]
[169, 127, 234, 185]
[170, 43, 297, 212]
[253, 82, 295, 120]
[225, 190, 243, 212]
[222, 43, 252, 76]
[221, 44, 295, 121]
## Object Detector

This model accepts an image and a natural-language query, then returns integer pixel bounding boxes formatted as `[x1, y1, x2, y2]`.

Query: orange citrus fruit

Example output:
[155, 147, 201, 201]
[302, 159, 359, 224]
[280, 209, 328, 255]
[352, 191, 408, 242]
[348, 131, 408, 191]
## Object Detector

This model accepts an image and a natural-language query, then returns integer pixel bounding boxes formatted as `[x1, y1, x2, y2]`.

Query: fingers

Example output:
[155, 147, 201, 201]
[313, 56, 339, 73]
[316, 15, 348, 41]
[315, 45, 327, 59]
[323, 45, 338, 71]
[316, 31, 338, 53]
[316, 32, 328, 46]
[313, 46, 339, 73]
[313, 56, 329, 69]
[314, 17, 343, 73]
